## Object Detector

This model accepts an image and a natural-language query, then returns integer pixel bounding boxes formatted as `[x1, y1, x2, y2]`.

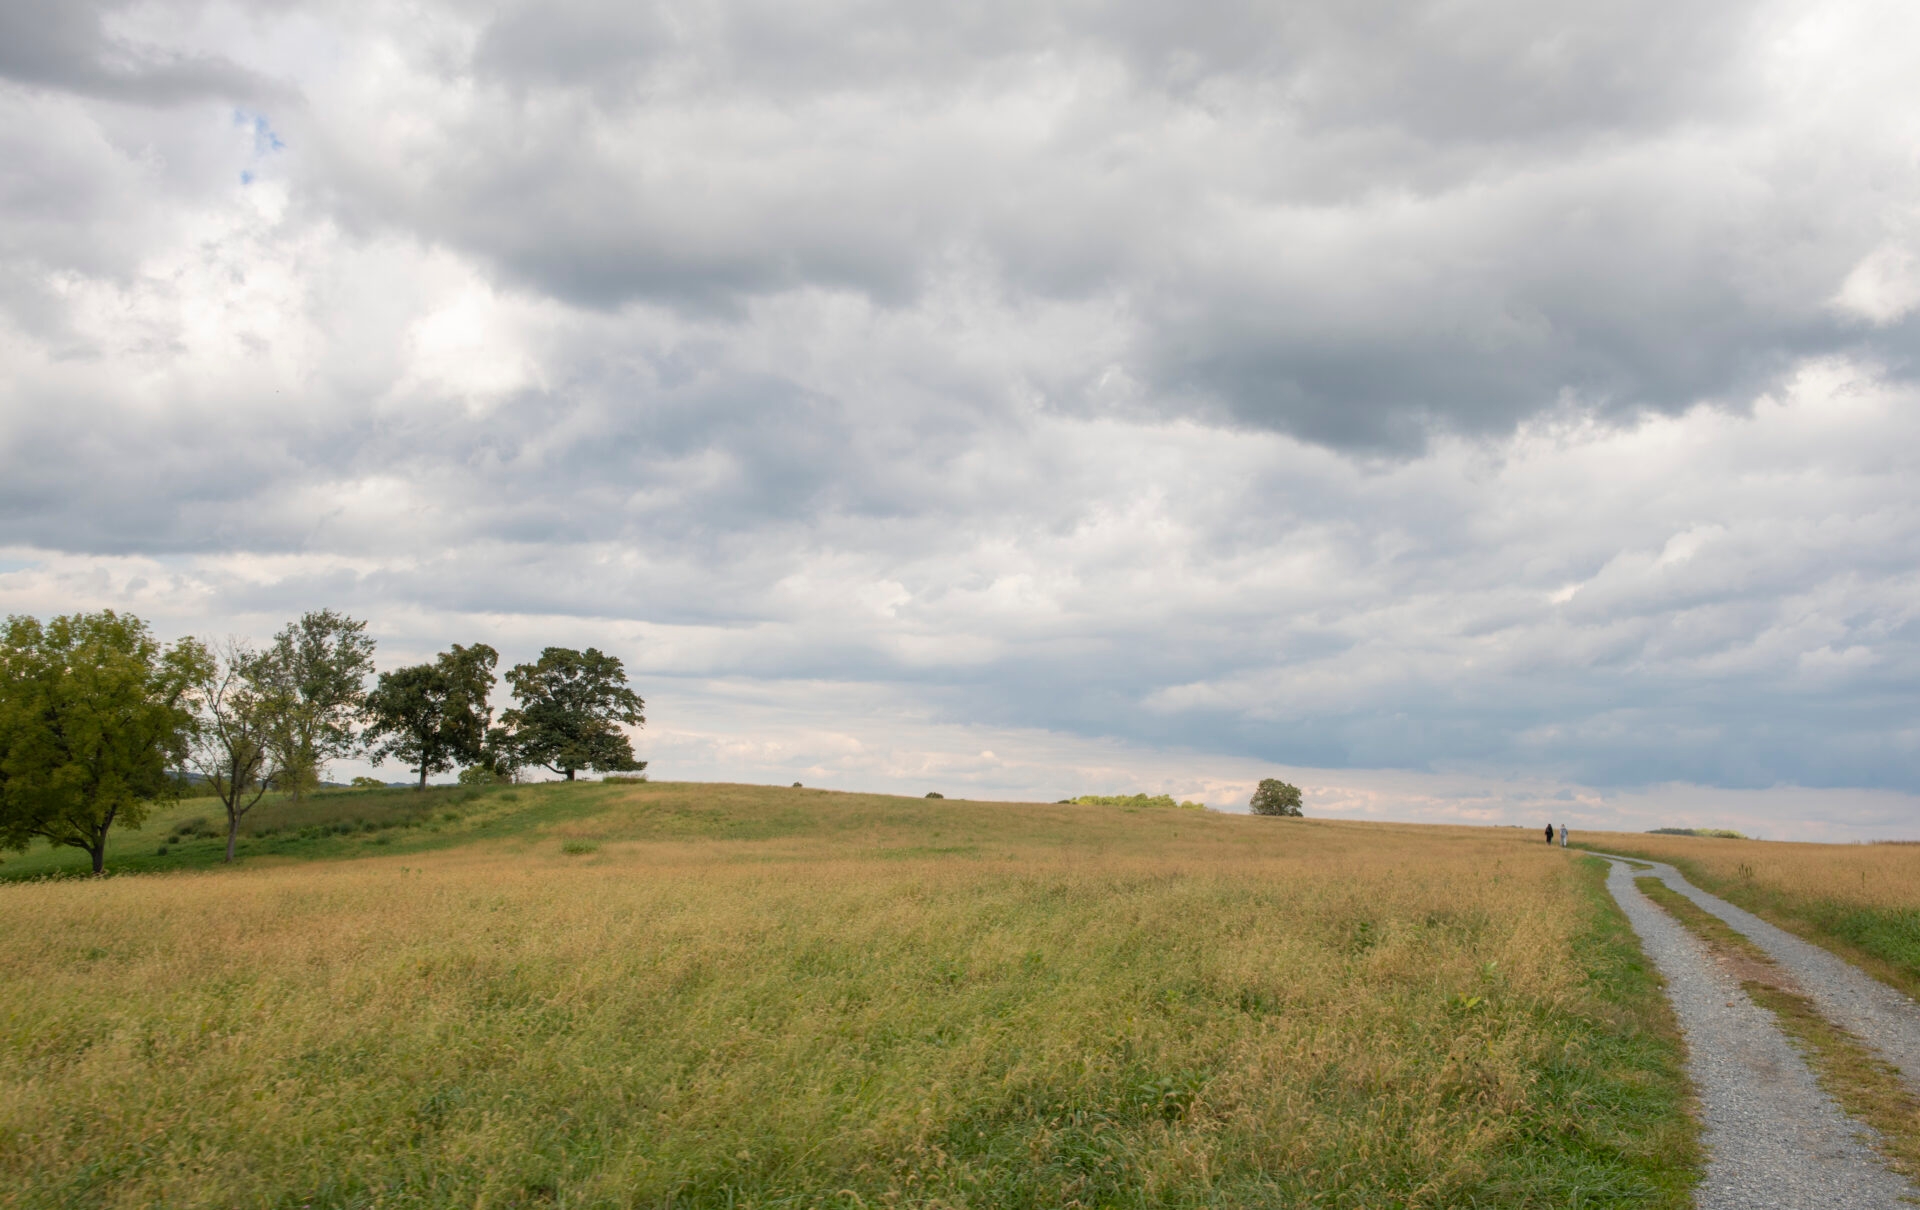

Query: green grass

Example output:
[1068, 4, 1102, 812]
[1550, 858, 1699, 1206]
[1814, 906, 1920, 983]
[0, 781, 616, 880]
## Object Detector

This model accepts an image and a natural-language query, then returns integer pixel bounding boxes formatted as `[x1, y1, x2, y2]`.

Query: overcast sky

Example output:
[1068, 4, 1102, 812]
[3, 0, 1918, 837]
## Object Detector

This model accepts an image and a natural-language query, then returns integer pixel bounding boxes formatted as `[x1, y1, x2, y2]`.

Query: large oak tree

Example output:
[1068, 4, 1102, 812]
[362, 644, 497, 787]
[1249, 778, 1304, 817]
[495, 647, 645, 781]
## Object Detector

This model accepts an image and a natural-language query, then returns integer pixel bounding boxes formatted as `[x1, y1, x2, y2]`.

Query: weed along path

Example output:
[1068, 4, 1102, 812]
[1597, 857, 1917, 1208]
[1621, 855, 1920, 1090]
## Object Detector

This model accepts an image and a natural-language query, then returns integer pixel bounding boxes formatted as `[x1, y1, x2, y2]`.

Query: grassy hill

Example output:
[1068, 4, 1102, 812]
[0, 782, 1695, 1207]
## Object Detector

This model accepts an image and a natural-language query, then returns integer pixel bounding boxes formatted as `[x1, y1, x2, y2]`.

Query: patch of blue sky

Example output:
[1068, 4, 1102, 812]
[234, 110, 285, 156]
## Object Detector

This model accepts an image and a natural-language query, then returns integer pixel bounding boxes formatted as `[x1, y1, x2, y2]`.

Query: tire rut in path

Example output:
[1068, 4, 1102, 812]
[1597, 858, 1916, 1209]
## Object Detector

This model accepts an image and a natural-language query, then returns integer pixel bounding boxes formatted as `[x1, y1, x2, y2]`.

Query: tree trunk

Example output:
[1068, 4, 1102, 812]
[565, 768, 575, 781]
[418, 766, 428, 789]
[88, 812, 112, 875]
[225, 816, 238, 863]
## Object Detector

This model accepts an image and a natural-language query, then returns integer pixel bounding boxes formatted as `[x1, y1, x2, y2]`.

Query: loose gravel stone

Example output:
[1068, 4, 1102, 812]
[1598, 858, 1916, 1209]
[1612, 855, 1920, 1098]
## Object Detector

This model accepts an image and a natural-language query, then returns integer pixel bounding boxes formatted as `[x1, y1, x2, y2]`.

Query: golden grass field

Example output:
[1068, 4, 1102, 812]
[0, 784, 1693, 1208]
[1578, 829, 1920, 997]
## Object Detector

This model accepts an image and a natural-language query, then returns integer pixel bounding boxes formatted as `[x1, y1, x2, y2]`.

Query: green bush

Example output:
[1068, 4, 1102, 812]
[1071, 794, 1206, 810]
[168, 817, 217, 840]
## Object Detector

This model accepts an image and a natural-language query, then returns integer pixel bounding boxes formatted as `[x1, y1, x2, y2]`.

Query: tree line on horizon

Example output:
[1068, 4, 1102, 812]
[0, 609, 645, 873]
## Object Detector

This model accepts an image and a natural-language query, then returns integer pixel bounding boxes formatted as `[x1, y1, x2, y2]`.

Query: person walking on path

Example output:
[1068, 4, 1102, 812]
[1559, 823, 1568, 847]
[1545, 823, 1555, 844]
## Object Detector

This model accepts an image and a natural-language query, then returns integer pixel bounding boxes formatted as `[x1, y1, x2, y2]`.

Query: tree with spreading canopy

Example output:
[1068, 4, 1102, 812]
[494, 647, 645, 781]
[0, 611, 209, 874]
[256, 609, 376, 800]
[361, 643, 497, 787]
[1249, 778, 1304, 817]
[187, 638, 282, 863]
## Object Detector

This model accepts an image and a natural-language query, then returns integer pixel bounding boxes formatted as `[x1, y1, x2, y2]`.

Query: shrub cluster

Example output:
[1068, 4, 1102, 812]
[1070, 793, 1207, 810]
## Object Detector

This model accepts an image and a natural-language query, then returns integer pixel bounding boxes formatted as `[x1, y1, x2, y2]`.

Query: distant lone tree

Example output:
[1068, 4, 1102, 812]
[1249, 778, 1304, 817]
[496, 647, 645, 781]
[362, 644, 498, 787]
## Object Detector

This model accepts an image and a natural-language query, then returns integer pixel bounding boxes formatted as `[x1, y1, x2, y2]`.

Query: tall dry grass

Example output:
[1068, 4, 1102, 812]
[0, 796, 1691, 1208]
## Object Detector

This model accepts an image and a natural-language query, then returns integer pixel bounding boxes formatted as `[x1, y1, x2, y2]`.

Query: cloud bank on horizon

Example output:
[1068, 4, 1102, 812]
[2, 0, 1917, 831]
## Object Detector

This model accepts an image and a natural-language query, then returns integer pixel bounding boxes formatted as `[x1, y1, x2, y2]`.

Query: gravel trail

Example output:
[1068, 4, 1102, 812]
[1612, 854, 1920, 1095]
[1597, 858, 1916, 1208]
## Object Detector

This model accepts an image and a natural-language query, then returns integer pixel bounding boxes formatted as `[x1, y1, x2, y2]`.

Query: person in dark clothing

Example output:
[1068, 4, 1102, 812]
[1545, 823, 1555, 844]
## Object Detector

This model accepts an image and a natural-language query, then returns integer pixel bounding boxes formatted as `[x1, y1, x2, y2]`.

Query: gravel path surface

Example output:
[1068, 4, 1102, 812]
[1598, 858, 1916, 1209]
[1608, 853, 1920, 1096]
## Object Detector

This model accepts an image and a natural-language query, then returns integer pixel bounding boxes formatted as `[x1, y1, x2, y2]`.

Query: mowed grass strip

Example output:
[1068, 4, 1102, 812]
[1582, 831, 1920, 999]
[0, 782, 588, 881]
[0, 788, 1695, 1208]
[1635, 876, 1920, 1181]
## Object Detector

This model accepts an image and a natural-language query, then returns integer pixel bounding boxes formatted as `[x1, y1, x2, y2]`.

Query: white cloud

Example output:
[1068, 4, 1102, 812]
[1834, 242, 1920, 326]
[2, 0, 1919, 827]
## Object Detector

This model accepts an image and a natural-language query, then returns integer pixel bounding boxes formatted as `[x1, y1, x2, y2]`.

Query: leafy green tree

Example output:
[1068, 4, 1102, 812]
[257, 609, 377, 800]
[362, 644, 498, 788]
[1249, 778, 1304, 817]
[188, 639, 282, 863]
[497, 647, 646, 781]
[475, 723, 525, 781]
[0, 611, 210, 874]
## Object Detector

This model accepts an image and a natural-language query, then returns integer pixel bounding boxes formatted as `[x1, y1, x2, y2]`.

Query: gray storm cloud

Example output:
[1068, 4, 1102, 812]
[1, 0, 1917, 813]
